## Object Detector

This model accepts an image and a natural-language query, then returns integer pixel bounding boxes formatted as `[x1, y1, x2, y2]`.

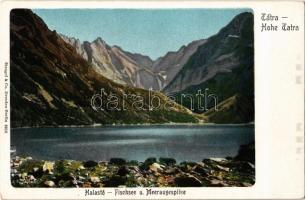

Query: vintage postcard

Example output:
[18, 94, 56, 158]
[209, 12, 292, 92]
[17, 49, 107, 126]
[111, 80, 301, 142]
[0, 1, 304, 199]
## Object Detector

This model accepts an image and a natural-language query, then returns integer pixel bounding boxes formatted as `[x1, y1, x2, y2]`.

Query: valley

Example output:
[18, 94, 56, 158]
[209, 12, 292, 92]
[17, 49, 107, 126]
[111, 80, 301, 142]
[9, 8, 255, 188]
[10, 9, 254, 127]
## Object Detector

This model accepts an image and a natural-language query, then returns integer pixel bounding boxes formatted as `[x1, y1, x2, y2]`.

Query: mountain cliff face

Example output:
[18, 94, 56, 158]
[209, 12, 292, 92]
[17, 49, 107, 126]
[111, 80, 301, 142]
[61, 36, 206, 91]
[10, 9, 200, 127]
[60, 35, 163, 90]
[164, 12, 253, 94]
[164, 12, 254, 123]
[152, 39, 206, 88]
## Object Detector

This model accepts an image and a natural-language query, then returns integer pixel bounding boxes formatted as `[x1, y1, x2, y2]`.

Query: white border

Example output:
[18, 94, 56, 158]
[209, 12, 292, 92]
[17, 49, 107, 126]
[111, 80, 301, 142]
[0, 1, 304, 199]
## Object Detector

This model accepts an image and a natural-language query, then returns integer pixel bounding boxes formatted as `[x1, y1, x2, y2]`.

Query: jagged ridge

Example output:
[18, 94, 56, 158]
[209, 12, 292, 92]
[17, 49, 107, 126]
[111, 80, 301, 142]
[10, 9, 201, 127]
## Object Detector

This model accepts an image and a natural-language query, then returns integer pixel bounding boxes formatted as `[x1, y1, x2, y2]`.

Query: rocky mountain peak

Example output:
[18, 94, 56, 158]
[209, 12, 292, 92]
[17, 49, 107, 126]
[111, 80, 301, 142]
[92, 37, 108, 47]
[11, 9, 200, 127]
[61, 34, 162, 90]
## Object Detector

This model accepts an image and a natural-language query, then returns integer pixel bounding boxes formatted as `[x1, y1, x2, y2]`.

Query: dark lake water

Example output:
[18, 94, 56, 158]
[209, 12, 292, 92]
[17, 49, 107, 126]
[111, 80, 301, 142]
[11, 125, 254, 162]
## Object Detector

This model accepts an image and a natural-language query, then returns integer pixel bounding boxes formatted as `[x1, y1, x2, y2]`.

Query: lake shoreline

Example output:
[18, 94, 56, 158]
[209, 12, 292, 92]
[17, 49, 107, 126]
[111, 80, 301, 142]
[11, 143, 255, 188]
[11, 122, 254, 129]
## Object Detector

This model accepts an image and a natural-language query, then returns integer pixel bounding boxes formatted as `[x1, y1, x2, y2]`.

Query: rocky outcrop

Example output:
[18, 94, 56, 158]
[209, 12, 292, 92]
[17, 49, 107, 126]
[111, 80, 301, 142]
[60, 35, 163, 90]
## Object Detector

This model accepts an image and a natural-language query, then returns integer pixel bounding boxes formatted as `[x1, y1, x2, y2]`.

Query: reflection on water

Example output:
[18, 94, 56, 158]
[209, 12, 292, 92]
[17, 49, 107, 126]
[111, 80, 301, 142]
[11, 125, 254, 162]
[55, 139, 159, 147]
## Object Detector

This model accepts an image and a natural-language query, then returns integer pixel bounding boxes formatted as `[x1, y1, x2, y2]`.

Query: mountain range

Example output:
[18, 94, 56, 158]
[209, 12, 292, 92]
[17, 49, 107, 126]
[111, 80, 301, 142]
[60, 11, 254, 123]
[10, 9, 201, 127]
[60, 34, 206, 91]
[10, 9, 254, 127]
